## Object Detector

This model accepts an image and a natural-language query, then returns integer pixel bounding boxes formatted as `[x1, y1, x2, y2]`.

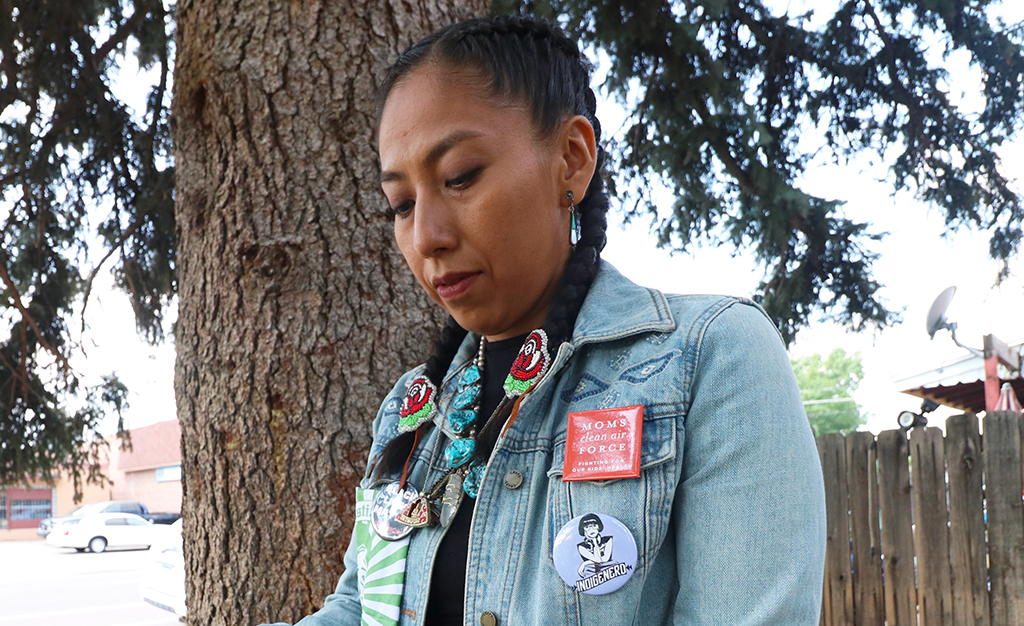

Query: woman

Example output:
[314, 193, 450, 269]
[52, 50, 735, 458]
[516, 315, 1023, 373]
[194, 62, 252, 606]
[575, 513, 619, 578]
[272, 15, 825, 626]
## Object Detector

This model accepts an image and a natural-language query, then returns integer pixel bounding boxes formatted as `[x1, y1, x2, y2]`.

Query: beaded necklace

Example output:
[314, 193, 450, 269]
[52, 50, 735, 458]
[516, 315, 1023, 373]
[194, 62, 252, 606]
[385, 329, 551, 533]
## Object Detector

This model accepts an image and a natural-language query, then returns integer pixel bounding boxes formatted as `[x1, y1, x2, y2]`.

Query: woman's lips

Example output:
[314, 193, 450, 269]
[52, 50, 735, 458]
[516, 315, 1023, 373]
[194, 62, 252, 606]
[433, 272, 481, 301]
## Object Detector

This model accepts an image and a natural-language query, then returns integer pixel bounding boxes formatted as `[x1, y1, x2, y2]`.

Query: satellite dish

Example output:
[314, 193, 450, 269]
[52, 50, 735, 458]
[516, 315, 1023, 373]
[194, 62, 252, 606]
[926, 286, 957, 339]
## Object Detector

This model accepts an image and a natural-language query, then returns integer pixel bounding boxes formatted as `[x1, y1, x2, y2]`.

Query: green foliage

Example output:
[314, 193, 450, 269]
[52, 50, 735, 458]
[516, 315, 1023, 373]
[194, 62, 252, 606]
[791, 348, 866, 436]
[3, 0, 1023, 488]
[498, 0, 1024, 342]
[0, 0, 173, 490]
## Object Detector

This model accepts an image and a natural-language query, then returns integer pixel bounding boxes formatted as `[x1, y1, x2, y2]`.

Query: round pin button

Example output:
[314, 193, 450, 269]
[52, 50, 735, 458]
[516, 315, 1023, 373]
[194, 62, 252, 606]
[552, 512, 637, 595]
[369, 481, 418, 541]
[503, 470, 524, 489]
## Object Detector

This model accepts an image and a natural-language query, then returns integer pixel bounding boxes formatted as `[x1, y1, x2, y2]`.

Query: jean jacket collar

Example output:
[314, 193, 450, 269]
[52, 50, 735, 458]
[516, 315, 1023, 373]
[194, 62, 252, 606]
[445, 260, 675, 378]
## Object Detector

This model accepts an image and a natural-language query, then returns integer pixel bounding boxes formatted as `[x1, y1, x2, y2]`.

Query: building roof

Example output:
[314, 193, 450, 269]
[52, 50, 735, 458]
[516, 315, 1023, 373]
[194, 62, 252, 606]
[902, 378, 1024, 413]
[896, 341, 1022, 413]
[116, 419, 181, 471]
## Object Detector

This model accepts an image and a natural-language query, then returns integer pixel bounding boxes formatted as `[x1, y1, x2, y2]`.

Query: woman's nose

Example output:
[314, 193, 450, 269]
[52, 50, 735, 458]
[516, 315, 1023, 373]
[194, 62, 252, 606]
[412, 193, 457, 257]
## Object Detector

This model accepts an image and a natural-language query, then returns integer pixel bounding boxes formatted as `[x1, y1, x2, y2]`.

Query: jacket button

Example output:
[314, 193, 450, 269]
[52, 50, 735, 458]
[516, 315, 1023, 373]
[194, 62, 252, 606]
[503, 470, 524, 490]
[480, 611, 498, 626]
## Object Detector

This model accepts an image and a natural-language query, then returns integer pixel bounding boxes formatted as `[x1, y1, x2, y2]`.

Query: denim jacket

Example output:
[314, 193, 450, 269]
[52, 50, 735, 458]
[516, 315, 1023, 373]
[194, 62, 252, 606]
[273, 261, 826, 626]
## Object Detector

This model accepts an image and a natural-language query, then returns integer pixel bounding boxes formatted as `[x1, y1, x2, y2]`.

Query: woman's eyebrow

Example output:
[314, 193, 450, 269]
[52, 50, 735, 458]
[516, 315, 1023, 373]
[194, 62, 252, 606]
[380, 130, 483, 183]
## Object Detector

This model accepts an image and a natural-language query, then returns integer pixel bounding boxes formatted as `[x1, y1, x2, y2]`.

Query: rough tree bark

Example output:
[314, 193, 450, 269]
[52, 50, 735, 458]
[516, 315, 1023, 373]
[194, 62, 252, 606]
[172, 0, 486, 623]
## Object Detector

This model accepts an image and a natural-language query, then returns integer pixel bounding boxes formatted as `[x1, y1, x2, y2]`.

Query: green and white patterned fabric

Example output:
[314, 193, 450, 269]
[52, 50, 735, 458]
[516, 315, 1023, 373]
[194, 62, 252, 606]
[355, 488, 410, 626]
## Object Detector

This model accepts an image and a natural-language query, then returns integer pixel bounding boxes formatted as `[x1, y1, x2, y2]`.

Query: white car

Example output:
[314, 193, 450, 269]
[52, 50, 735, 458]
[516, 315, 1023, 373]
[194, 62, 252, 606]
[139, 518, 186, 617]
[45, 512, 159, 553]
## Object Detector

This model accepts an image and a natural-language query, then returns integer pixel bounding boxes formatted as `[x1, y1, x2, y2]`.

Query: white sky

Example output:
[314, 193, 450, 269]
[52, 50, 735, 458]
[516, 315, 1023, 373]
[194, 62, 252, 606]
[601, 158, 1023, 434]
[78, 5, 1023, 436]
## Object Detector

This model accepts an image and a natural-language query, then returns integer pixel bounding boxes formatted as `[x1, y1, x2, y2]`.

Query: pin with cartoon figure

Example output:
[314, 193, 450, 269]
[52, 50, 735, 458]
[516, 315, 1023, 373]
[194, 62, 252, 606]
[552, 512, 637, 595]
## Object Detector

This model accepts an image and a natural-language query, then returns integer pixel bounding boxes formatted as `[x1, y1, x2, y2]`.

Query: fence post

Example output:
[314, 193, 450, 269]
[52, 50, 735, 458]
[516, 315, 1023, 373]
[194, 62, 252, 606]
[945, 413, 989, 626]
[819, 433, 854, 625]
[910, 426, 953, 625]
[984, 411, 1024, 624]
[846, 432, 883, 626]
[877, 429, 916, 625]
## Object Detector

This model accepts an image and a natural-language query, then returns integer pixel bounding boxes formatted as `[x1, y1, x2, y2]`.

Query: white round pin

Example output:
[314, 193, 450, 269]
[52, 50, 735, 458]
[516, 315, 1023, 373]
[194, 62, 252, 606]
[552, 512, 637, 594]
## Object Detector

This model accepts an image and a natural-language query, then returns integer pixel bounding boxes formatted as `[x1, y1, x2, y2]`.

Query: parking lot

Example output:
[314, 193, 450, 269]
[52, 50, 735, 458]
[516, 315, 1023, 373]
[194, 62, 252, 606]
[0, 540, 181, 626]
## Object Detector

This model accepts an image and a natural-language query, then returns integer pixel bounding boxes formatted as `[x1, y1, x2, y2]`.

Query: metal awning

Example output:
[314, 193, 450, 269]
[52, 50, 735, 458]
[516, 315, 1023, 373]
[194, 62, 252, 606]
[902, 378, 1024, 414]
[897, 339, 1023, 413]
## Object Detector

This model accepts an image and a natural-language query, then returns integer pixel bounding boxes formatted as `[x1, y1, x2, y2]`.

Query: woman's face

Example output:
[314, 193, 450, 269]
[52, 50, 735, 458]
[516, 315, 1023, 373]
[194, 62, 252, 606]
[378, 64, 593, 341]
[583, 522, 600, 539]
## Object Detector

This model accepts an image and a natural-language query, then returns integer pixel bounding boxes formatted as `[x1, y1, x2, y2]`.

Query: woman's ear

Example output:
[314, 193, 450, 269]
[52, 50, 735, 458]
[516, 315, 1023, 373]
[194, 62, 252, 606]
[559, 115, 598, 202]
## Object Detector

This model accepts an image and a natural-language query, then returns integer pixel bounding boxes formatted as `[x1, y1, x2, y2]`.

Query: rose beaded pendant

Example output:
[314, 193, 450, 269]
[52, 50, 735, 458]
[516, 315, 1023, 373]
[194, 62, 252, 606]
[504, 329, 551, 398]
[397, 376, 438, 433]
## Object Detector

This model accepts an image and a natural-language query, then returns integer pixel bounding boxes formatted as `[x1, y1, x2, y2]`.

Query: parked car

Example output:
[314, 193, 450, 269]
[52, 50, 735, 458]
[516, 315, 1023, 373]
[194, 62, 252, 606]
[37, 500, 180, 537]
[45, 512, 164, 553]
[139, 518, 186, 617]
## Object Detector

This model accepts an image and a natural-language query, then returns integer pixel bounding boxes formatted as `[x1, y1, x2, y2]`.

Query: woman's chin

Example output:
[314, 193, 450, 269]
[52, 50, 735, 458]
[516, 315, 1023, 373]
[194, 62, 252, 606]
[444, 309, 511, 340]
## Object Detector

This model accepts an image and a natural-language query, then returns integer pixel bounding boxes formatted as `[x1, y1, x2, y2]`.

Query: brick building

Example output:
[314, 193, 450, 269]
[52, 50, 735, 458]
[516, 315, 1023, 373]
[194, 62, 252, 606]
[1, 419, 182, 540]
[107, 418, 183, 514]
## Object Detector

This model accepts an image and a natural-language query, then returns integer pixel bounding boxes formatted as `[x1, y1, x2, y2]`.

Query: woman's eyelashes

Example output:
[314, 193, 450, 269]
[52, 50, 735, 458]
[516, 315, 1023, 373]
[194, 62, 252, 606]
[386, 167, 480, 218]
[445, 166, 481, 190]
[388, 199, 414, 219]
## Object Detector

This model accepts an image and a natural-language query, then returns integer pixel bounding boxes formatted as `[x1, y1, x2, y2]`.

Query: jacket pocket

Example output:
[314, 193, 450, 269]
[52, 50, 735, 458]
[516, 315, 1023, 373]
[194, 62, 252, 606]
[545, 406, 679, 567]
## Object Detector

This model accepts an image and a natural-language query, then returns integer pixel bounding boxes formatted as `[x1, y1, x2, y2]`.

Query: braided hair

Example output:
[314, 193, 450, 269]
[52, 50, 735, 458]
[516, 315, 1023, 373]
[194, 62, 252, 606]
[373, 15, 611, 477]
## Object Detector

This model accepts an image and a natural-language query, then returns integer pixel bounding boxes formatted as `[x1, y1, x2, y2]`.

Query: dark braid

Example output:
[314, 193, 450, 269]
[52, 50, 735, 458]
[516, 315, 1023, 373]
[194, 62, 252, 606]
[370, 315, 467, 483]
[374, 15, 611, 475]
[424, 315, 470, 386]
[376, 17, 595, 138]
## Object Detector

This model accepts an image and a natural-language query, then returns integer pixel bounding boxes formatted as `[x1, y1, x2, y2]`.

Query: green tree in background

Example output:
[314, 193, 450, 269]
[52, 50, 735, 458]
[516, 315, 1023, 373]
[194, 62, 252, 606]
[507, 0, 1024, 341]
[1, 1, 1023, 616]
[792, 348, 867, 436]
[0, 0, 170, 492]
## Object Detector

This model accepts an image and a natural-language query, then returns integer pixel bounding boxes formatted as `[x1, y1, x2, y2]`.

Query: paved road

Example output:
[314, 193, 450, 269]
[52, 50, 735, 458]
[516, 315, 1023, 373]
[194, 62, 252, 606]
[0, 540, 181, 626]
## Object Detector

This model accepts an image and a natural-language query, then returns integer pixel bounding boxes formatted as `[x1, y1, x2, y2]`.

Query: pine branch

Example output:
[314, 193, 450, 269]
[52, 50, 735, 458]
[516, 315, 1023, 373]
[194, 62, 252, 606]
[93, 0, 162, 65]
[0, 254, 73, 373]
[693, 96, 762, 197]
[0, 347, 46, 404]
[727, 0, 773, 48]
[80, 216, 147, 332]
[861, 0, 926, 144]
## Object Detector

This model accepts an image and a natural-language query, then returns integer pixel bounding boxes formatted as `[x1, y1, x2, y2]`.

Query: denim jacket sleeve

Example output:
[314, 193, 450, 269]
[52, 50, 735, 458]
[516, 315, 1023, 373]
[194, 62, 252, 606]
[279, 531, 362, 625]
[670, 300, 826, 624]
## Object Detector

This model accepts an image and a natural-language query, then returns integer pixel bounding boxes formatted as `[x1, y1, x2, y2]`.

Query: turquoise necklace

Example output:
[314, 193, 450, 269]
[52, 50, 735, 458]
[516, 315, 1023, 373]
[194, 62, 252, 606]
[443, 336, 488, 497]
[392, 329, 551, 530]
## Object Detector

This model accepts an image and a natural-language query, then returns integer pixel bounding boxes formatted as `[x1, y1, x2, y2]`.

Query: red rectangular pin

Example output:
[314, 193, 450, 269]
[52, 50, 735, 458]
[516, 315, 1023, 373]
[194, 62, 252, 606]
[562, 405, 643, 482]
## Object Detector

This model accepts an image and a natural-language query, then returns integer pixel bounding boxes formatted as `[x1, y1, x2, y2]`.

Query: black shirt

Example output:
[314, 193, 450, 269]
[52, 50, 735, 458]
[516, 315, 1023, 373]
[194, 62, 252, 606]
[423, 333, 527, 625]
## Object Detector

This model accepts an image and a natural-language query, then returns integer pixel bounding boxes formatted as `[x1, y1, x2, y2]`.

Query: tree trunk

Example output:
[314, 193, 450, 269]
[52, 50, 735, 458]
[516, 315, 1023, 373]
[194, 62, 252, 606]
[171, 1, 485, 622]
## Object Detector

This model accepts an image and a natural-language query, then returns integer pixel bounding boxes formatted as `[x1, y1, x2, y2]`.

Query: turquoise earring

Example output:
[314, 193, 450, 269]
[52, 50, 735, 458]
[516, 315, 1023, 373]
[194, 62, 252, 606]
[567, 190, 581, 246]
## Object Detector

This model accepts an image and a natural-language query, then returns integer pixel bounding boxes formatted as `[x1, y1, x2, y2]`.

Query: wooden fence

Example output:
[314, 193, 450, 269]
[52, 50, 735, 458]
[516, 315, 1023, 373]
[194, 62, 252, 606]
[818, 411, 1024, 626]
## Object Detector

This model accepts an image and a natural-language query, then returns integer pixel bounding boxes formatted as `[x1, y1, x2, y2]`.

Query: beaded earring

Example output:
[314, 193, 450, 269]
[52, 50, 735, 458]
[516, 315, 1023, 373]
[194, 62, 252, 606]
[567, 190, 581, 246]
